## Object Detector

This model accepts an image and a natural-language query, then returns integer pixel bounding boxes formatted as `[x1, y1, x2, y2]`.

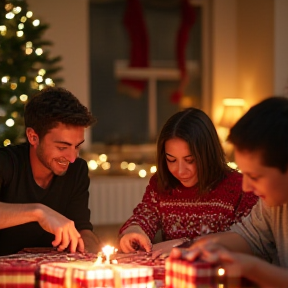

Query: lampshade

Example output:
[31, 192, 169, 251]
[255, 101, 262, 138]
[219, 98, 244, 128]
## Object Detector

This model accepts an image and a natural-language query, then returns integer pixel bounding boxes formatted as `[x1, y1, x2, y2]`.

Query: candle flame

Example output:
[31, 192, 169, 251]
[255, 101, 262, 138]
[102, 245, 115, 255]
[102, 245, 117, 264]
[218, 268, 225, 276]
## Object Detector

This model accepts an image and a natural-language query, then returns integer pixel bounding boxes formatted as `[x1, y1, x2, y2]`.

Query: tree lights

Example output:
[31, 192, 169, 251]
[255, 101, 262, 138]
[0, 0, 63, 147]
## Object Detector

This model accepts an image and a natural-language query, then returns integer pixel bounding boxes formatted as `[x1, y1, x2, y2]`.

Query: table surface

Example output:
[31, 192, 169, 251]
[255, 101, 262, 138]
[0, 246, 259, 288]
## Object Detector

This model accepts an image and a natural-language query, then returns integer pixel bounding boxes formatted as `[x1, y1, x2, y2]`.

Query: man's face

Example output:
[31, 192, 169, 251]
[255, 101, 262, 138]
[35, 123, 85, 176]
[234, 148, 288, 207]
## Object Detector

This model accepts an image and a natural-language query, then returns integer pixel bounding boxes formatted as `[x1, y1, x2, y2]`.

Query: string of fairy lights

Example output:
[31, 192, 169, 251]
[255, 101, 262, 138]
[84, 152, 238, 178]
[0, 1, 58, 147]
[84, 152, 157, 178]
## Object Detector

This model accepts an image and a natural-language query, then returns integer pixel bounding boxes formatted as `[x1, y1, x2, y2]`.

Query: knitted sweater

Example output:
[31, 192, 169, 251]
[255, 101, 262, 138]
[119, 171, 258, 241]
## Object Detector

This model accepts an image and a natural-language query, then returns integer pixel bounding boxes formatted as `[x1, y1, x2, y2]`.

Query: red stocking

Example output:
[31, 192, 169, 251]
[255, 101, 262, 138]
[171, 0, 196, 104]
[118, 0, 149, 98]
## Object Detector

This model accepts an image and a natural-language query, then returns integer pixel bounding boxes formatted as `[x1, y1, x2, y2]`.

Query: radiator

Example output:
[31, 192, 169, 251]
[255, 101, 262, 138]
[89, 176, 149, 225]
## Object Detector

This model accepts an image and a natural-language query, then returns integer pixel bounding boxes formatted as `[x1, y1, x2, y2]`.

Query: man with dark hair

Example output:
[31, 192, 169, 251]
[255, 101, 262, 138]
[0, 87, 100, 256]
[170, 96, 288, 287]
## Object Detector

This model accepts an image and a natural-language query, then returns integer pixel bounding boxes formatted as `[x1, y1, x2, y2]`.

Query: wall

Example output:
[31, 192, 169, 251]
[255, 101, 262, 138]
[274, 0, 288, 96]
[237, 0, 274, 109]
[212, 0, 288, 127]
[27, 0, 92, 149]
[211, 0, 238, 124]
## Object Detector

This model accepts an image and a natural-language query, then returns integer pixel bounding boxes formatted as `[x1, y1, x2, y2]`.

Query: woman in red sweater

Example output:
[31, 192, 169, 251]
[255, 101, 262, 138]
[119, 108, 258, 252]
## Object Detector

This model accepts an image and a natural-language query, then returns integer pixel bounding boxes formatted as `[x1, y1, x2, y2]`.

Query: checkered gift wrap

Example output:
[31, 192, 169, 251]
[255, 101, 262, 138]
[72, 265, 114, 288]
[39, 262, 155, 288]
[39, 262, 114, 288]
[113, 264, 154, 288]
[0, 249, 98, 288]
[0, 265, 35, 288]
[165, 258, 218, 288]
[115, 252, 165, 288]
[39, 263, 66, 288]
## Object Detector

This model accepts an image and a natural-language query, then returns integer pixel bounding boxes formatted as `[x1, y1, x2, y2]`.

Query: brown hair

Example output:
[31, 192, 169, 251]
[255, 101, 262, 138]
[228, 96, 288, 173]
[24, 87, 96, 140]
[156, 107, 230, 194]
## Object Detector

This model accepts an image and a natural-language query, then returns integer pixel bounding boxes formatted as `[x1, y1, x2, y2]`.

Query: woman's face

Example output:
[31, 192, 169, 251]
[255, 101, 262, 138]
[165, 137, 198, 187]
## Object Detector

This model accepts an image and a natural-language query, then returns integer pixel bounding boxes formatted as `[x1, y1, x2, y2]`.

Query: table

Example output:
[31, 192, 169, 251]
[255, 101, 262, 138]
[0, 246, 258, 288]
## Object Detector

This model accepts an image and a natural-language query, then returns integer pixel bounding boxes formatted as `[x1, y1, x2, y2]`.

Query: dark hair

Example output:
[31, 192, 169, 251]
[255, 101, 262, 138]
[24, 87, 96, 139]
[156, 107, 230, 194]
[228, 96, 288, 173]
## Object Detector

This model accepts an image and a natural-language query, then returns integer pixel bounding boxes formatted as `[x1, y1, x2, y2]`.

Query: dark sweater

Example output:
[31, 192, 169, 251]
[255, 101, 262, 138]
[0, 143, 93, 255]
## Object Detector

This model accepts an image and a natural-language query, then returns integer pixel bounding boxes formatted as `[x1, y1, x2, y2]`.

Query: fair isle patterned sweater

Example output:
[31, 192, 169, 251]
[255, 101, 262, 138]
[119, 171, 258, 241]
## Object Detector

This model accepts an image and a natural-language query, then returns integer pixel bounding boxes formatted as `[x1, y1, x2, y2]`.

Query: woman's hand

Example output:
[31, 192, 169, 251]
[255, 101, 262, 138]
[119, 225, 152, 253]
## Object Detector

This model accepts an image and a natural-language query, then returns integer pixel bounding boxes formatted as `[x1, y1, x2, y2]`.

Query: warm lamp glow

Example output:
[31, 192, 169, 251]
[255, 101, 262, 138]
[218, 267, 225, 276]
[179, 96, 193, 109]
[219, 98, 245, 128]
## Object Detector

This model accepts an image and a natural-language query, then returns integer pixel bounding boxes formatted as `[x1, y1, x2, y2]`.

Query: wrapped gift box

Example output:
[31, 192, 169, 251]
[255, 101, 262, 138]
[0, 265, 36, 288]
[39, 262, 154, 288]
[165, 258, 218, 288]
[0, 249, 156, 288]
[165, 257, 245, 288]
[0, 248, 98, 288]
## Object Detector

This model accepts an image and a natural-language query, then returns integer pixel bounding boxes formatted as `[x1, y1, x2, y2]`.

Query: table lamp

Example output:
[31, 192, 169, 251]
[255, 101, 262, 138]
[219, 98, 245, 129]
[219, 98, 245, 162]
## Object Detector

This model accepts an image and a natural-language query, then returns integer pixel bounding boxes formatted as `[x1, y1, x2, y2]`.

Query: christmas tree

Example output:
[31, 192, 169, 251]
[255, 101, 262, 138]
[0, 0, 62, 147]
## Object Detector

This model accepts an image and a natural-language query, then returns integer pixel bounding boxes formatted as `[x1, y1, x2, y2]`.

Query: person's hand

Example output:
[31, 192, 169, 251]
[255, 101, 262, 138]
[169, 238, 226, 262]
[119, 225, 152, 253]
[35, 204, 84, 253]
[200, 247, 257, 277]
[170, 240, 252, 276]
[199, 246, 258, 279]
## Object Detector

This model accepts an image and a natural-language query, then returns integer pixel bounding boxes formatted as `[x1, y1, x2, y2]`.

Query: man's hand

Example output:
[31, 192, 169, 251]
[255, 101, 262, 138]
[0, 202, 85, 253]
[35, 204, 84, 253]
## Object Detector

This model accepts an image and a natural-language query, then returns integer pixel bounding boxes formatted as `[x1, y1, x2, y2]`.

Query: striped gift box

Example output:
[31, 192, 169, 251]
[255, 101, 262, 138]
[73, 265, 114, 288]
[0, 250, 98, 288]
[115, 251, 166, 282]
[0, 265, 36, 288]
[165, 258, 218, 288]
[113, 264, 154, 288]
[39, 262, 155, 288]
[39, 262, 114, 288]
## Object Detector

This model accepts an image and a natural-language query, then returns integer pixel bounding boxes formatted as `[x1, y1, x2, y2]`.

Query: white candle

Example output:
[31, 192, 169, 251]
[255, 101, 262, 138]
[94, 255, 103, 265]
[102, 245, 116, 264]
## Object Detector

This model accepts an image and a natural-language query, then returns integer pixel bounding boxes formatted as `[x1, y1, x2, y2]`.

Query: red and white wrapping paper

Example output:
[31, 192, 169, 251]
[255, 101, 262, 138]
[39, 262, 154, 288]
[0, 249, 97, 288]
[0, 265, 35, 288]
[165, 258, 218, 288]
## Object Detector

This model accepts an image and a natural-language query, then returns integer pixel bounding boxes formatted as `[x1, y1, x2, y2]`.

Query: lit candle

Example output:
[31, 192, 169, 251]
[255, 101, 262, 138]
[102, 245, 116, 264]
[94, 252, 103, 265]
[218, 267, 225, 276]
